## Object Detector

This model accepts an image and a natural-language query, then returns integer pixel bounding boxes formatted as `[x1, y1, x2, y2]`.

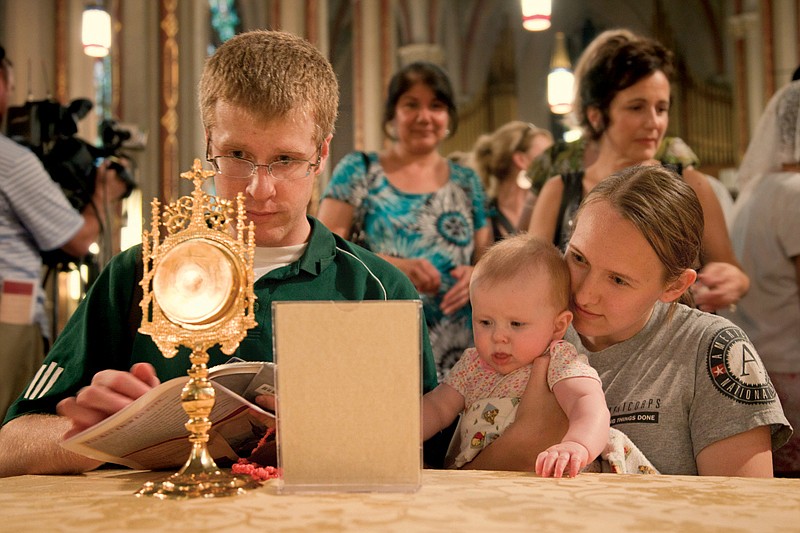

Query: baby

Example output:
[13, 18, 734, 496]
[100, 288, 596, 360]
[422, 234, 610, 477]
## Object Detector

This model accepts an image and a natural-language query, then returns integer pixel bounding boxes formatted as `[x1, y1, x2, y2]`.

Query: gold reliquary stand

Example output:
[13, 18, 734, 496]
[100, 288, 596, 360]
[135, 160, 260, 499]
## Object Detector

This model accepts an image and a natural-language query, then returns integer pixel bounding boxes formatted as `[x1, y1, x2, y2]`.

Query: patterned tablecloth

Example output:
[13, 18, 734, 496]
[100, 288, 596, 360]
[1, 468, 799, 532]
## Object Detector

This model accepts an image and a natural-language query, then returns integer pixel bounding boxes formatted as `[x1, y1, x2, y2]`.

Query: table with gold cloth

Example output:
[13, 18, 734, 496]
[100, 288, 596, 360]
[2, 468, 799, 532]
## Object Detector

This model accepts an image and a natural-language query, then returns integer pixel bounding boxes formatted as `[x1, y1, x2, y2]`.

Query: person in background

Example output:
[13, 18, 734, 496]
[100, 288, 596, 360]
[528, 29, 735, 230]
[526, 29, 700, 194]
[527, 32, 748, 313]
[318, 61, 492, 378]
[469, 121, 553, 241]
[468, 165, 790, 476]
[0, 44, 128, 422]
[422, 234, 610, 478]
[721, 80, 800, 477]
[0, 30, 438, 478]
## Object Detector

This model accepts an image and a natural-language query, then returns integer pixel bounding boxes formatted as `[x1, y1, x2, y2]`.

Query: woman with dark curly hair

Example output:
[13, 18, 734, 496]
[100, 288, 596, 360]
[318, 62, 491, 378]
[528, 32, 748, 313]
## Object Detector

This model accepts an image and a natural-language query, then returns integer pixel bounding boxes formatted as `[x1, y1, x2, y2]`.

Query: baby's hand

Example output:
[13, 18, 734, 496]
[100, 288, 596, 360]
[535, 441, 589, 478]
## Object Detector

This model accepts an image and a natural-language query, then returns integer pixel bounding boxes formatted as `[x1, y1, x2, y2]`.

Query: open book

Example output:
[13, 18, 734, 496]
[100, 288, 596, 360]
[61, 360, 275, 470]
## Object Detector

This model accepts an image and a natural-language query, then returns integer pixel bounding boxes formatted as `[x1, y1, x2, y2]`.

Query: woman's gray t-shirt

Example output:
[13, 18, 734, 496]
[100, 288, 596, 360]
[566, 301, 791, 475]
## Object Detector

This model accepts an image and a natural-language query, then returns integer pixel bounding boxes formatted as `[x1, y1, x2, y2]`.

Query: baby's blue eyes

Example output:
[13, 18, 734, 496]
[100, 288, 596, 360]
[477, 320, 525, 328]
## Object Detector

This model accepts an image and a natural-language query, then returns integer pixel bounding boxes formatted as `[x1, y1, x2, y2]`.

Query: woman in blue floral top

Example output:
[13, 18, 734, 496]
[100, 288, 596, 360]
[318, 61, 491, 378]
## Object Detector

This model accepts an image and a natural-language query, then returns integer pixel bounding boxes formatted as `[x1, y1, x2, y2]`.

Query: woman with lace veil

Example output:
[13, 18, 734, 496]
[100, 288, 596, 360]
[722, 80, 800, 476]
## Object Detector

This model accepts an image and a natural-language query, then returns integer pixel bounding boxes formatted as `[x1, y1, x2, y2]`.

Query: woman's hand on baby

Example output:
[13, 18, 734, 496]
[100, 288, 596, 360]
[535, 441, 590, 478]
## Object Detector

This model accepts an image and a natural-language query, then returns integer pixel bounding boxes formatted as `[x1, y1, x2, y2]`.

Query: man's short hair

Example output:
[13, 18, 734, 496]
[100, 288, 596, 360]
[198, 30, 338, 143]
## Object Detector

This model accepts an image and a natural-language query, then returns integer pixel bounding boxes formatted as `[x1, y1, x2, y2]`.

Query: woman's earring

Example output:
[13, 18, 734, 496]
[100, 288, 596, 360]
[516, 170, 532, 190]
[386, 123, 397, 139]
[444, 129, 451, 138]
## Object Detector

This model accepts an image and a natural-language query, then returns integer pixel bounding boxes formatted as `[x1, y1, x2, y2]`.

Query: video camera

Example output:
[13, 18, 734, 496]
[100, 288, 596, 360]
[6, 97, 137, 212]
[6, 98, 139, 268]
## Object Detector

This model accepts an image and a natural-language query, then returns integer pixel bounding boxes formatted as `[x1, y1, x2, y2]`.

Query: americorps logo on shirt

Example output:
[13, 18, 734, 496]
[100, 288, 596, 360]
[707, 326, 776, 404]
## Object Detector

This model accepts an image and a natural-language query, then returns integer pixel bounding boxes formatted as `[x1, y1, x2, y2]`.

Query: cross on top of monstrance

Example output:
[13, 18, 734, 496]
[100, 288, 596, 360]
[136, 159, 260, 499]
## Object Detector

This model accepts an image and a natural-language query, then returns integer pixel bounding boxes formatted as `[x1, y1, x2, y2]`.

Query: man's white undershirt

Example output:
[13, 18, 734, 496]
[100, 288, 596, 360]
[252, 243, 308, 279]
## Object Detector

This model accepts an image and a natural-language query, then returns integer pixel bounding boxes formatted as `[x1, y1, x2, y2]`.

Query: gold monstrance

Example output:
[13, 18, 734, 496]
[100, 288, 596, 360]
[135, 159, 260, 499]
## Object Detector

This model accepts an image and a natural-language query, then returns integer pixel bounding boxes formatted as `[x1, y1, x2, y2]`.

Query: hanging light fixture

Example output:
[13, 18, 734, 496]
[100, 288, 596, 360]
[82, 5, 112, 58]
[521, 0, 552, 32]
[547, 32, 574, 115]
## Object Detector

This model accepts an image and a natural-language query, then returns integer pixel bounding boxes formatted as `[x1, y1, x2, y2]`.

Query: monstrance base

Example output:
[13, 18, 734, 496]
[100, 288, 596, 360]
[136, 470, 261, 499]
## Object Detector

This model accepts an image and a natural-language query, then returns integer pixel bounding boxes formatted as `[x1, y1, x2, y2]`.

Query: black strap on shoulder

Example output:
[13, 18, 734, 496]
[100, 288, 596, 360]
[553, 171, 584, 248]
[348, 152, 372, 249]
[490, 198, 517, 241]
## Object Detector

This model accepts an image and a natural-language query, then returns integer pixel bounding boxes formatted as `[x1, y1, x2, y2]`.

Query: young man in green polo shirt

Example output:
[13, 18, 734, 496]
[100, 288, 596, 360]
[0, 30, 437, 477]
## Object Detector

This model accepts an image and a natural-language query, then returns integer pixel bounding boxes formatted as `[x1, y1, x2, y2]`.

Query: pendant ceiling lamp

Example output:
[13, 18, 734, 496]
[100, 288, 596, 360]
[547, 32, 574, 114]
[82, 5, 112, 58]
[521, 0, 552, 32]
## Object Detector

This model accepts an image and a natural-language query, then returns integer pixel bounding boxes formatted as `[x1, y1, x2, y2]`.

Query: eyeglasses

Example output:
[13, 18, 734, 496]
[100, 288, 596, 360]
[206, 140, 322, 181]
